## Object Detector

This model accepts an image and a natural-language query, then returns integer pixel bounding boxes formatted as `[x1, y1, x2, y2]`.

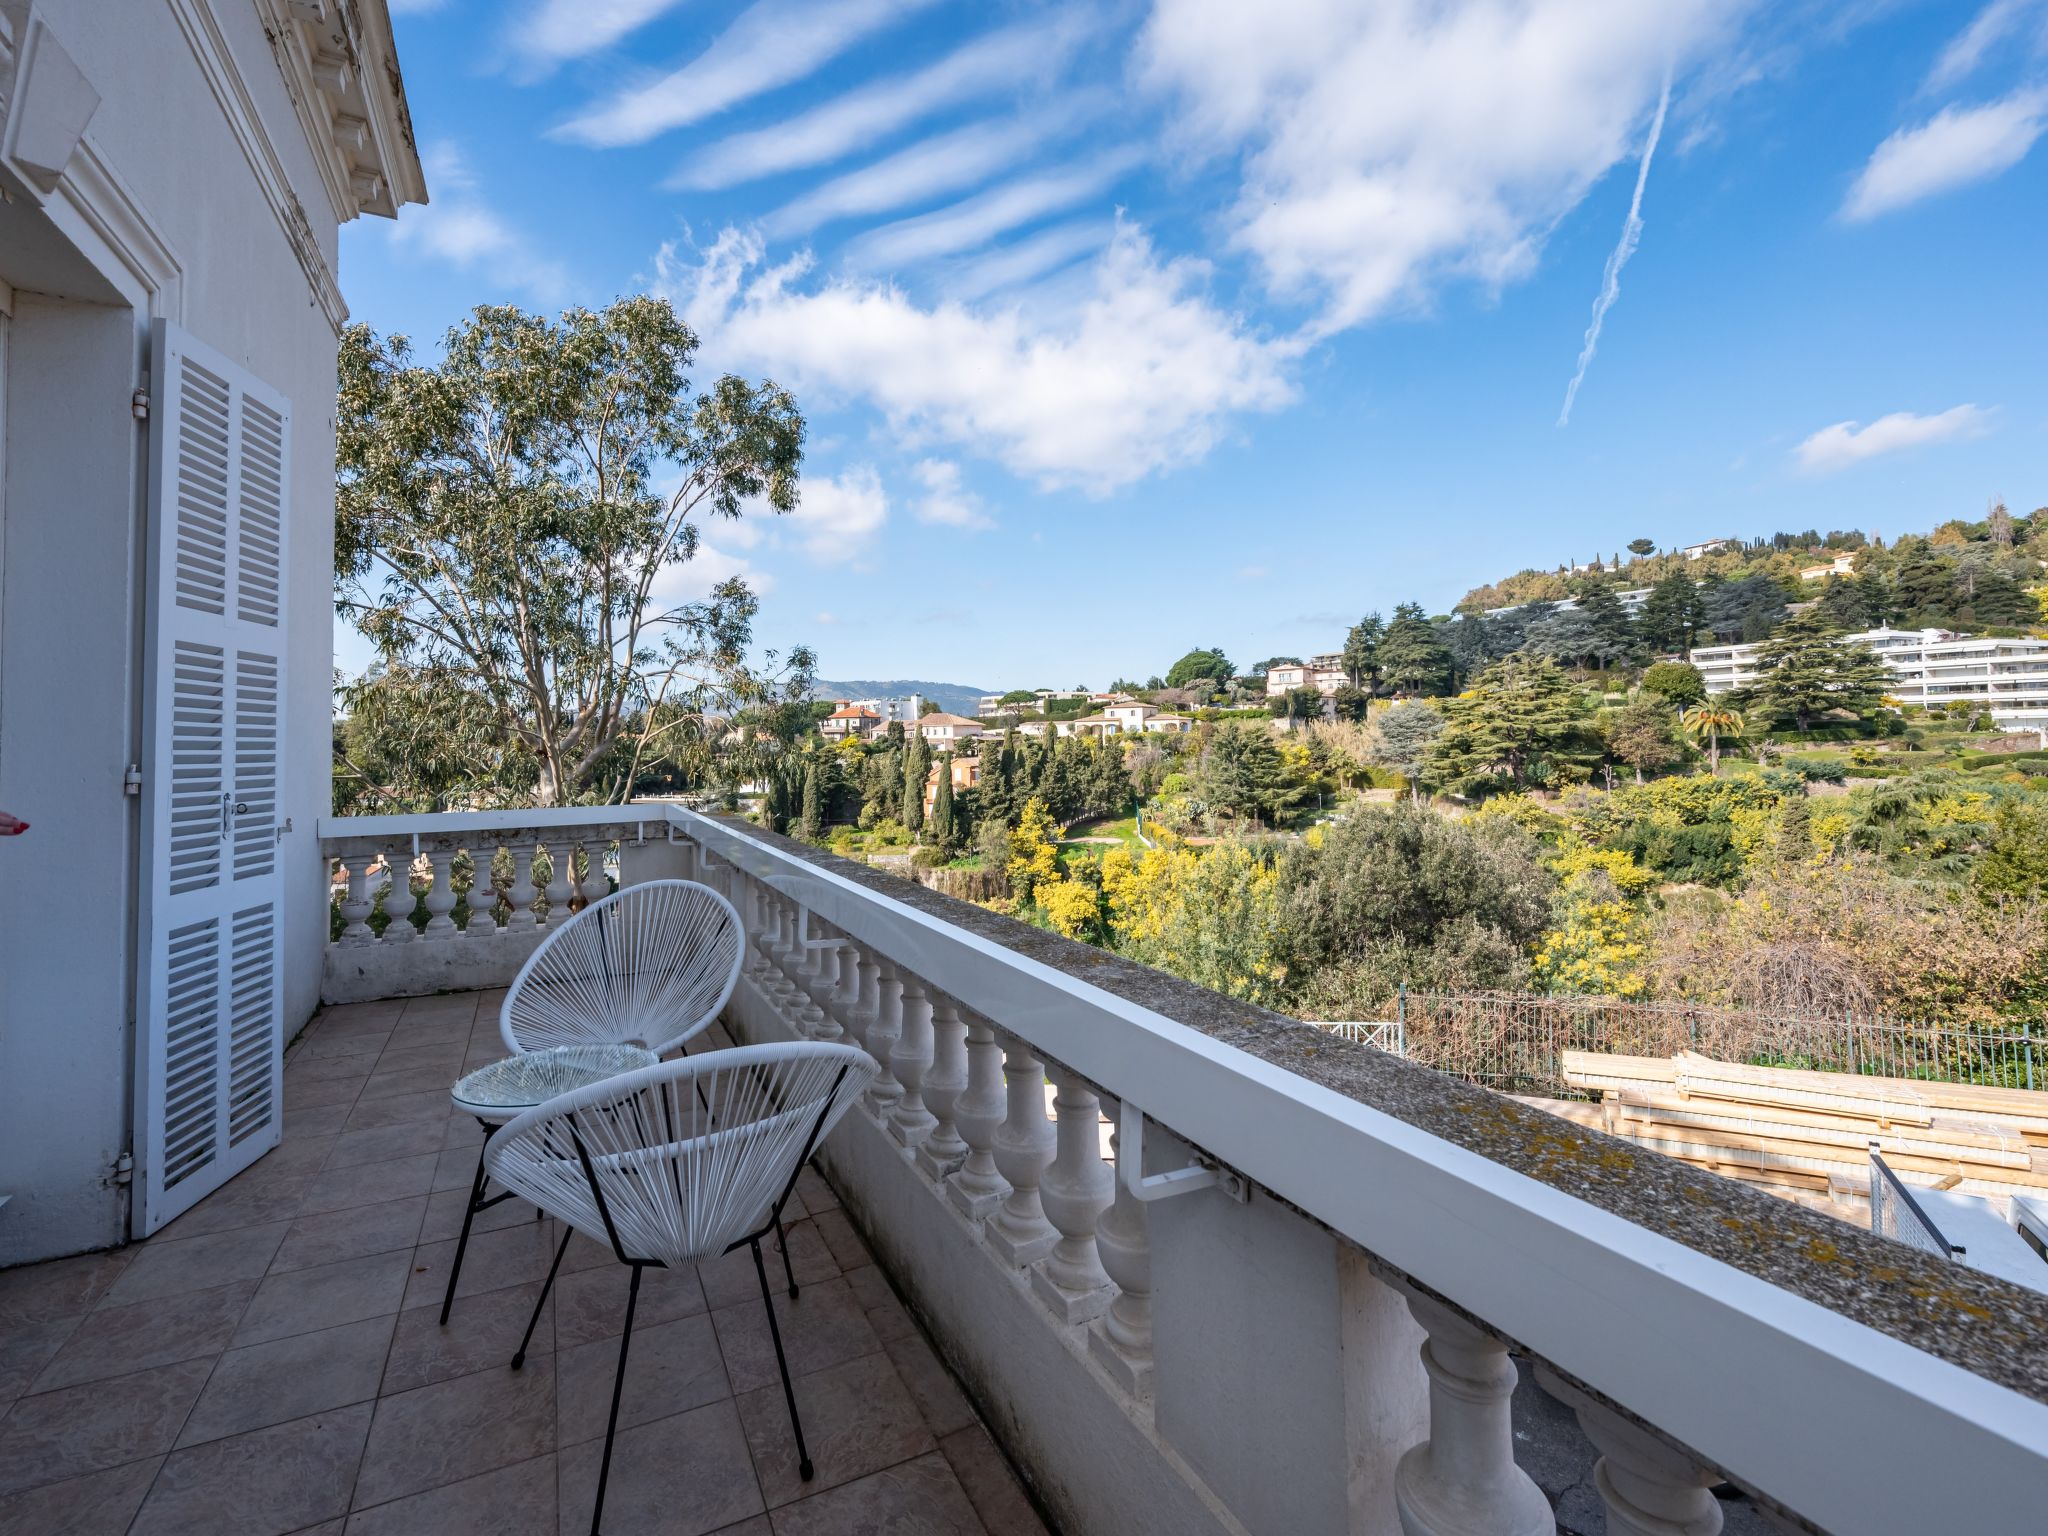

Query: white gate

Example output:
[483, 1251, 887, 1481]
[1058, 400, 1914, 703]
[134, 318, 289, 1236]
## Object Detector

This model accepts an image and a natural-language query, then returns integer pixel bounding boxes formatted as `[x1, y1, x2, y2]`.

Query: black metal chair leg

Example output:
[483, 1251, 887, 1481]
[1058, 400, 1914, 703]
[774, 1214, 799, 1299]
[440, 1129, 493, 1327]
[752, 1238, 813, 1480]
[513, 1225, 573, 1370]
[590, 1264, 644, 1536]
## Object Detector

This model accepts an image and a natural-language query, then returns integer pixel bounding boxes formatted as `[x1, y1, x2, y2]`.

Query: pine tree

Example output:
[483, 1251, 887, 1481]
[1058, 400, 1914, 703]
[1199, 721, 1304, 828]
[1376, 602, 1455, 696]
[1342, 613, 1384, 692]
[978, 730, 1015, 828]
[1425, 655, 1600, 795]
[1636, 570, 1702, 652]
[1742, 612, 1892, 734]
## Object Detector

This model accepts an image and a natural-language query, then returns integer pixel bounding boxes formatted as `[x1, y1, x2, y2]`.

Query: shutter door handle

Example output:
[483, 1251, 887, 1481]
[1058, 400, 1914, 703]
[219, 794, 252, 838]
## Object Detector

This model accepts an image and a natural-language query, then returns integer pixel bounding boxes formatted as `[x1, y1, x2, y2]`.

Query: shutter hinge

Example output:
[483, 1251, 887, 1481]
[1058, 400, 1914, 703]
[111, 1152, 134, 1186]
[124, 765, 143, 796]
[131, 387, 149, 420]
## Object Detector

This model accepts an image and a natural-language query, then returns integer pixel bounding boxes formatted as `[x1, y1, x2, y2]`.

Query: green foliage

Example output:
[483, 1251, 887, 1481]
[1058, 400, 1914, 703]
[1639, 661, 1706, 707]
[1165, 647, 1235, 689]
[1976, 799, 2048, 902]
[798, 760, 823, 842]
[1200, 721, 1305, 826]
[931, 754, 959, 854]
[1363, 699, 1443, 790]
[1603, 695, 1683, 782]
[1739, 612, 1891, 734]
[1376, 602, 1455, 696]
[1426, 655, 1600, 796]
[335, 299, 811, 807]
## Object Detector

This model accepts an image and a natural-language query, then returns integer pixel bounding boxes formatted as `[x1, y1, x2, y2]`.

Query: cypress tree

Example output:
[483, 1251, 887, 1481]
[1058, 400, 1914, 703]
[798, 761, 823, 842]
[931, 754, 958, 853]
[903, 733, 931, 836]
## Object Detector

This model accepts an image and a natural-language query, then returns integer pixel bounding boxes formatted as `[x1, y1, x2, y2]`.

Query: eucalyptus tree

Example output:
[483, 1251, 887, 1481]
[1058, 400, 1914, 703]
[336, 297, 812, 806]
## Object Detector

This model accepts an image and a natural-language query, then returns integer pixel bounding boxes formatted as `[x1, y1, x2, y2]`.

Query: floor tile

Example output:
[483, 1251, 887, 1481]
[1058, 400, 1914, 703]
[400, 1223, 559, 1313]
[287, 1102, 357, 1140]
[697, 1222, 837, 1312]
[178, 1315, 396, 1448]
[344, 1091, 455, 1135]
[556, 1399, 763, 1536]
[353, 1358, 555, 1509]
[0, 1357, 211, 1497]
[292, 1053, 384, 1085]
[132, 1403, 374, 1536]
[325, 1122, 450, 1172]
[737, 1351, 934, 1508]
[883, 1332, 976, 1438]
[792, 1169, 839, 1215]
[938, 1427, 1047, 1536]
[299, 1155, 441, 1218]
[381, 1283, 550, 1395]
[273, 1198, 429, 1275]
[153, 1167, 314, 1241]
[0, 1455, 160, 1536]
[101, 1223, 288, 1308]
[235, 1251, 413, 1346]
[0, 1251, 132, 1327]
[556, 1314, 729, 1448]
[302, 1032, 393, 1061]
[766, 1452, 984, 1536]
[418, 1187, 546, 1245]
[0, 1316, 81, 1402]
[551, 1260, 705, 1349]
[34, 1280, 257, 1393]
[807, 1208, 871, 1272]
[360, 1066, 463, 1105]
[710, 1277, 881, 1395]
[343, 1454, 557, 1535]
[286, 1074, 371, 1113]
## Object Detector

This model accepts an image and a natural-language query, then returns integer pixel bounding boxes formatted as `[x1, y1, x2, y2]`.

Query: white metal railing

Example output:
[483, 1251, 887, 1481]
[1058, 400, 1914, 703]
[317, 805, 2048, 1535]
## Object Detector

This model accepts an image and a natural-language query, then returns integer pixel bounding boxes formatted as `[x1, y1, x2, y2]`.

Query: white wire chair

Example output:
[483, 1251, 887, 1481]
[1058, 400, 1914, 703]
[486, 1042, 879, 1534]
[440, 880, 743, 1330]
[500, 878, 744, 1056]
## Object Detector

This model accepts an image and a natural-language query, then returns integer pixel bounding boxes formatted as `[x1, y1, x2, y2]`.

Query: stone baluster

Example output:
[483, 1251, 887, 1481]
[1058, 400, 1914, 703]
[581, 839, 611, 906]
[865, 964, 905, 1116]
[421, 849, 460, 939]
[945, 1016, 1009, 1219]
[889, 979, 938, 1149]
[985, 1034, 1058, 1265]
[916, 1000, 969, 1180]
[337, 861, 376, 946]
[845, 950, 881, 1052]
[504, 845, 540, 933]
[542, 842, 576, 924]
[381, 851, 417, 943]
[802, 931, 844, 1042]
[1031, 1065, 1115, 1322]
[1089, 1107, 1153, 1396]
[1532, 1367, 1724, 1536]
[788, 918, 830, 1039]
[1394, 1292, 1552, 1536]
[464, 845, 499, 936]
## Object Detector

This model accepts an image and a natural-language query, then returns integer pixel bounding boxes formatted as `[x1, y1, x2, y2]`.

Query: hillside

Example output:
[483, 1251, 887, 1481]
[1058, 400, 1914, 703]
[814, 679, 990, 717]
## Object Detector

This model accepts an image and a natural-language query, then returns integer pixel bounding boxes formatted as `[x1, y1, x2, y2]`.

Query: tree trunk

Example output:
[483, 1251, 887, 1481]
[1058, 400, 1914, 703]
[1708, 733, 1720, 776]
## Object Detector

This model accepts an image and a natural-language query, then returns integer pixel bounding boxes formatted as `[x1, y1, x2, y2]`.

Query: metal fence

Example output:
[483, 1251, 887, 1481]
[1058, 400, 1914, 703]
[1310, 988, 2046, 1098]
[1869, 1147, 1964, 1259]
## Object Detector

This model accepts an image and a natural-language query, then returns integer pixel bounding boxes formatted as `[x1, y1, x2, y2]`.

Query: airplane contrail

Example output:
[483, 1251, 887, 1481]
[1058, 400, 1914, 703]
[1558, 65, 1673, 427]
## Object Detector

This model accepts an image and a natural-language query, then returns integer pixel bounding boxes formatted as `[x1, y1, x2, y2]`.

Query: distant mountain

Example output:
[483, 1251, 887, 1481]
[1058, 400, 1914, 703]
[813, 679, 990, 717]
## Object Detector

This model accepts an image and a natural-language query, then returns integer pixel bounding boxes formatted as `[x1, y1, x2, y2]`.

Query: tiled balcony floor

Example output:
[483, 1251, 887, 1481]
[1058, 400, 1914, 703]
[0, 991, 1049, 1536]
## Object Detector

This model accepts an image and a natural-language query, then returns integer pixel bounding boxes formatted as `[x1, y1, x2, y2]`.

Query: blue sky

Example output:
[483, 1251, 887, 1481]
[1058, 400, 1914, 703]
[341, 0, 2048, 691]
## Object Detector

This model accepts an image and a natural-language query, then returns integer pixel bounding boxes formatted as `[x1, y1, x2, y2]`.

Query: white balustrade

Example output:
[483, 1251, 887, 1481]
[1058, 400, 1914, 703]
[381, 855, 417, 942]
[916, 1000, 969, 1181]
[1032, 1065, 1116, 1323]
[543, 841, 576, 922]
[846, 950, 881, 1052]
[580, 838, 610, 905]
[945, 1016, 1010, 1219]
[504, 845, 539, 933]
[421, 849, 459, 938]
[1088, 1112, 1153, 1396]
[986, 1034, 1058, 1266]
[1533, 1367, 1724, 1536]
[337, 862, 375, 946]
[464, 849, 497, 936]
[889, 979, 938, 1149]
[866, 964, 905, 1115]
[1394, 1291, 1552, 1536]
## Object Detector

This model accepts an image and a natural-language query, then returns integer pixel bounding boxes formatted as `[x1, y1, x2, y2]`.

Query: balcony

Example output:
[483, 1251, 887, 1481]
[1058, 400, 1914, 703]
[3, 805, 2045, 1534]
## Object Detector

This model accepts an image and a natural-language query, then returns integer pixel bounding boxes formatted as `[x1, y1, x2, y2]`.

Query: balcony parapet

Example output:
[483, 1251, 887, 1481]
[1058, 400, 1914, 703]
[320, 805, 2048, 1535]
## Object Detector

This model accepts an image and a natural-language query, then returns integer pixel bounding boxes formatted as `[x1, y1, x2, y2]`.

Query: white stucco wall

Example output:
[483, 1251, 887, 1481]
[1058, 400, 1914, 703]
[0, 0, 364, 1263]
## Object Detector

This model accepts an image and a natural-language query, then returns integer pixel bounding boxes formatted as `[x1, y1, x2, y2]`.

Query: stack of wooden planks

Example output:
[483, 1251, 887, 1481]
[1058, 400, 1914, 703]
[1518, 1050, 2048, 1220]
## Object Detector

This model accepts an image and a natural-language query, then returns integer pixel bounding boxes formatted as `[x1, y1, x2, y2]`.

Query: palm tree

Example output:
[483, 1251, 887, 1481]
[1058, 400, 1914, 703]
[1682, 704, 1743, 777]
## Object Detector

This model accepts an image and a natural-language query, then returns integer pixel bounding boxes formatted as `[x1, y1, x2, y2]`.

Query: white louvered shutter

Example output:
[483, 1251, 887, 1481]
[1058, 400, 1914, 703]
[135, 319, 290, 1236]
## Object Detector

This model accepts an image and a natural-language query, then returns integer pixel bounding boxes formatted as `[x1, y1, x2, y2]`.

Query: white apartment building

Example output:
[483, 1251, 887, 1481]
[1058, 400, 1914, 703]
[916, 712, 985, 745]
[1689, 627, 2048, 729]
[851, 693, 925, 723]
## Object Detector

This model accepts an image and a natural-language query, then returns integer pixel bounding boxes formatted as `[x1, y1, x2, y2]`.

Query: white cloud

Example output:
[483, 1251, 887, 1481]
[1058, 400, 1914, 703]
[558, 0, 942, 148]
[943, 220, 1108, 302]
[1925, 0, 2047, 95]
[910, 459, 992, 529]
[507, 0, 681, 74]
[658, 220, 1297, 492]
[1842, 90, 2047, 220]
[389, 143, 571, 301]
[766, 117, 1066, 237]
[844, 151, 1143, 270]
[1138, 0, 1744, 334]
[789, 465, 889, 561]
[650, 539, 775, 607]
[814, 611, 839, 625]
[670, 15, 1089, 189]
[1794, 405, 1992, 473]
[1238, 564, 1269, 581]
